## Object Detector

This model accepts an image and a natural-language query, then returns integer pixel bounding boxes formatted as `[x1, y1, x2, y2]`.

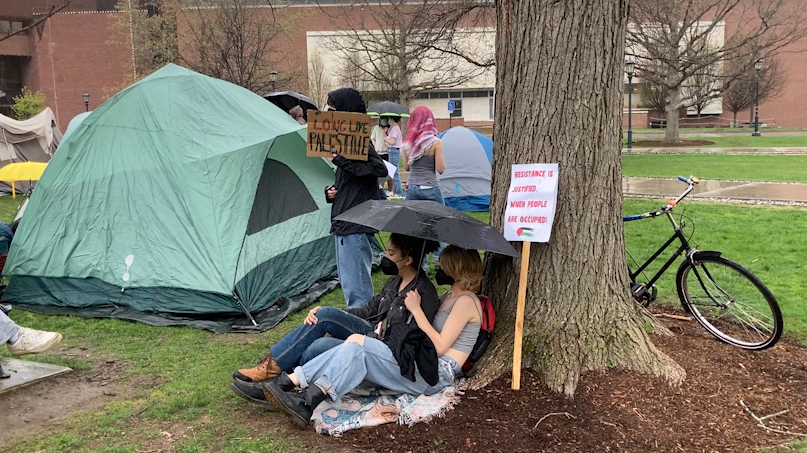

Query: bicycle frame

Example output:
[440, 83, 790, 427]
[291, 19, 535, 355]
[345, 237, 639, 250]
[624, 212, 693, 288]
[623, 176, 699, 289]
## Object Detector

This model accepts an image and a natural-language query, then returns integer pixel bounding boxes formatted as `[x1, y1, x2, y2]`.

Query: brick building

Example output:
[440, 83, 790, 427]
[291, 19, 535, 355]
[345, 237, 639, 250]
[2, 1, 807, 130]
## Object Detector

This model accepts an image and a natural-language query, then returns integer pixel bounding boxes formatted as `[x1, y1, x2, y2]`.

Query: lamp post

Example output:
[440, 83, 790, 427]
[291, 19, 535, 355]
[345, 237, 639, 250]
[269, 70, 277, 92]
[752, 59, 763, 137]
[83, 92, 90, 112]
[626, 60, 635, 149]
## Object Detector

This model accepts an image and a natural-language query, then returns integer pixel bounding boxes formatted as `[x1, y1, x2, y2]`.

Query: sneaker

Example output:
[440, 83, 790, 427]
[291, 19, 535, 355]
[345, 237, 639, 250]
[233, 353, 282, 383]
[7, 327, 62, 356]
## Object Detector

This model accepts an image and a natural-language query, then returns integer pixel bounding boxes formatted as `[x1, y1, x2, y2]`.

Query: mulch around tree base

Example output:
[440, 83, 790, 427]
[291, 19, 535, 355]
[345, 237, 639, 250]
[335, 316, 807, 453]
[632, 140, 716, 147]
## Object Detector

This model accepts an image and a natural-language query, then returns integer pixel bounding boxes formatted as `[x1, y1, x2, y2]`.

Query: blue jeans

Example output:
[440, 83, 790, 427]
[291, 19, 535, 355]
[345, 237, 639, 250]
[387, 147, 403, 196]
[335, 233, 375, 308]
[405, 184, 447, 269]
[269, 307, 374, 371]
[294, 336, 461, 402]
[0, 310, 19, 345]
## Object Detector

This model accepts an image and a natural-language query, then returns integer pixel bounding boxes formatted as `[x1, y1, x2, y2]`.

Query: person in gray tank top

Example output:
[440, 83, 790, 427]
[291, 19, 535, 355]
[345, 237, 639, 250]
[258, 245, 483, 428]
[402, 106, 447, 271]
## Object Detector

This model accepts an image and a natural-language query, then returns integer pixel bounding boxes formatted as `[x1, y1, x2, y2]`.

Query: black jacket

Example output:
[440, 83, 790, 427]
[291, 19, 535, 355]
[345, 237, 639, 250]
[344, 272, 440, 330]
[382, 322, 439, 385]
[325, 88, 388, 236]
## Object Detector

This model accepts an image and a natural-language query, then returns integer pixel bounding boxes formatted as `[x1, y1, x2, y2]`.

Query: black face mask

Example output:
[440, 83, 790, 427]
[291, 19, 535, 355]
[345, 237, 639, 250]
[435, 268, 455, 286]
[380, 256, 406, 275]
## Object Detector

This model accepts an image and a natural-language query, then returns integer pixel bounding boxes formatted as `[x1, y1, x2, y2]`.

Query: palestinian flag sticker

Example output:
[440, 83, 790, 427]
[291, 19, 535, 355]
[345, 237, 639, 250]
[516, 227, 534, 237]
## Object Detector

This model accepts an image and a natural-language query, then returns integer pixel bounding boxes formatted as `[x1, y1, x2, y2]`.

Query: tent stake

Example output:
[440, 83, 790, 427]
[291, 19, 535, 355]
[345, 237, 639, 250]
[232, 294, 261, 331]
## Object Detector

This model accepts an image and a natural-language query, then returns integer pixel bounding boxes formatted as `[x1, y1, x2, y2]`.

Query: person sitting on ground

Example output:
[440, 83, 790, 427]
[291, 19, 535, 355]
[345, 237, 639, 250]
[0, 309, 62, 356]
[288, 105, 307, 125]
[231, 234, 441, 389]
[234, 245, 483, 428]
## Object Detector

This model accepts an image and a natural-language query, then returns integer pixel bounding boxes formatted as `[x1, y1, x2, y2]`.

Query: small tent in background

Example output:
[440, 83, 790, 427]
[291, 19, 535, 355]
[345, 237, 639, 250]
[0, 108, 62, 195]
[2, 64, 337, 332]
[437, 126, 493, 212]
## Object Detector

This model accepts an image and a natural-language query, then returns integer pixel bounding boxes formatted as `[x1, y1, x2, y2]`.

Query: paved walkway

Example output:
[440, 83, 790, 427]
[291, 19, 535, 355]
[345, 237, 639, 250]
[623, 177, 807, 203]
[633, 130, 807, 138]
[623, 147, 807, 155]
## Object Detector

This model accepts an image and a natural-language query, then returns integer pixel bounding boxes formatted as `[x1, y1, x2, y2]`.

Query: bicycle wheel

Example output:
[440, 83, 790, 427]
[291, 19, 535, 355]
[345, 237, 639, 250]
[676, 256, 782, 350]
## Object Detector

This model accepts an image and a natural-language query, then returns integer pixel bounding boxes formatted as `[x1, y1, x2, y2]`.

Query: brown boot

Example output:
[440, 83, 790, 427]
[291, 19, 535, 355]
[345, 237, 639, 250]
[233, 353, 282, 383]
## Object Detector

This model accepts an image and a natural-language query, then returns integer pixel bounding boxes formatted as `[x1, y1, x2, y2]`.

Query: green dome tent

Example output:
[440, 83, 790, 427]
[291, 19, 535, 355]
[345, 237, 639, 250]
[2, 64, 337, 332]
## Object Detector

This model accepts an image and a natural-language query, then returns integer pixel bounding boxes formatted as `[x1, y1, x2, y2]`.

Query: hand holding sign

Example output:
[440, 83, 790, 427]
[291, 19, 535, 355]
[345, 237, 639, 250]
[307, 111, 372, 161]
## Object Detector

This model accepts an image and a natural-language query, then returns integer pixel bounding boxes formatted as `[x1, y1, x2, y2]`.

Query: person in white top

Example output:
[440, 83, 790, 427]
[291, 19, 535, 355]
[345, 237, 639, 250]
[383, 116, 404, 196]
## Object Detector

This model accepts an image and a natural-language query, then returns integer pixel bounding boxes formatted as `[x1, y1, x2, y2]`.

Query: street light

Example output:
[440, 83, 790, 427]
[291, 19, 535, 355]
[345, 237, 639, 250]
[752, 59, 763, 137]
[625, 60, 635, 149]
[83, 92, 90, 112]
[269, 70, 278, 92]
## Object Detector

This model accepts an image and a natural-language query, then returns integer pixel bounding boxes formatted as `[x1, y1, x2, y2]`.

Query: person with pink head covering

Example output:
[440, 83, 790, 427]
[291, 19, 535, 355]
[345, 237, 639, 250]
[402, 106, 447, 271]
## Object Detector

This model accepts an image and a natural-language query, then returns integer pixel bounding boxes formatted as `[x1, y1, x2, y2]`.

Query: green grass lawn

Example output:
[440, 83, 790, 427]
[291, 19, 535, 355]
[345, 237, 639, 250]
[628, 135, 807, 148]
[622, 154, 807, 183]
[0, 196, 804, 452]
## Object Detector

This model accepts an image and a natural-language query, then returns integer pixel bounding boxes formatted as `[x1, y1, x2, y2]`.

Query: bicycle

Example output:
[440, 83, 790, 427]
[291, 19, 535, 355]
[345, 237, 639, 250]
[624, 175, 783, 350]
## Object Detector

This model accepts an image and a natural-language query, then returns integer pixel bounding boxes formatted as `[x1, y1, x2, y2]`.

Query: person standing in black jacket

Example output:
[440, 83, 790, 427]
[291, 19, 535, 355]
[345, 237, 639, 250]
[323, 88, 388, 308]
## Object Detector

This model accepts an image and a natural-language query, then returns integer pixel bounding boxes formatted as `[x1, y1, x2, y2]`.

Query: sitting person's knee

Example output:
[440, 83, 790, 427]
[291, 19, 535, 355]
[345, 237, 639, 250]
[345, 334, 366, 346]
[316, 306, 340, 319]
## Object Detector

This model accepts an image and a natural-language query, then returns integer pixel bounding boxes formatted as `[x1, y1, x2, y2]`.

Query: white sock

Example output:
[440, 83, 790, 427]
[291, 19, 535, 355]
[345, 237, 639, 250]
[8, 331, 19, 344]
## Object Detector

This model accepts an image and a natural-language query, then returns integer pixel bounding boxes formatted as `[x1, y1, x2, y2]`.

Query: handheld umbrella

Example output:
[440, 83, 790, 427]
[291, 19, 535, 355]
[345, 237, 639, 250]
[334, 200, 518, 257]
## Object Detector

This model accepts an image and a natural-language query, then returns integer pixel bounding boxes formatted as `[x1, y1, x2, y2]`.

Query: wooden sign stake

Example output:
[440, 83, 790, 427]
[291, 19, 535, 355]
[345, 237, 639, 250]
[512, 240, 531, 390]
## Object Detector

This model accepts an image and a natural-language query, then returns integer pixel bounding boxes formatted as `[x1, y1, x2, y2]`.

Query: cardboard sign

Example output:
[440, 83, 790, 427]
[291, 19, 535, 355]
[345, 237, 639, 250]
[307, 111, 371, 161]
[503, 163, 559, 242]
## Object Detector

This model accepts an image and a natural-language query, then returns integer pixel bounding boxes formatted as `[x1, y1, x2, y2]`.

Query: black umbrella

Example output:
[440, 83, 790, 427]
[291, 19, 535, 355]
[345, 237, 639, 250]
[367, 101, 410, 117]
[264, 91, 318, 116]
[335, 200, 519, 257]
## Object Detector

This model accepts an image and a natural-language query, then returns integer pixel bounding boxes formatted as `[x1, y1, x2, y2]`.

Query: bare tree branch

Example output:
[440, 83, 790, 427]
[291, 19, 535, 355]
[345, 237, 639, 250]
[320, 0, 492, 104]
[723, 55, 787, 126]
[180, 0, 302, 95]
[0, 0, 73, 44]
[628, 0, 807, 141]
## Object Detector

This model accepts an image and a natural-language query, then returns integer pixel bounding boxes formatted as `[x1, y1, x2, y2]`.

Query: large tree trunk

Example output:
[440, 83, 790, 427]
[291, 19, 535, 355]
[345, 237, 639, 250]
[472, 0, 685, 397]
[664, 87, 682, 142]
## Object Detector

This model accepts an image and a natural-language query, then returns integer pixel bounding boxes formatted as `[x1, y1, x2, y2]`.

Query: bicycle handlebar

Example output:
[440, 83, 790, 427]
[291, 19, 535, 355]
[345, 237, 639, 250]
[623, 175, 699, 222]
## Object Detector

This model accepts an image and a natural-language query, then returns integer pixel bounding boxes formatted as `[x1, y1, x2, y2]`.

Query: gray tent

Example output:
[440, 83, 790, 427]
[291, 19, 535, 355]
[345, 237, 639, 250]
[0, 108, 62, 194]
[437, 126, 493, 211]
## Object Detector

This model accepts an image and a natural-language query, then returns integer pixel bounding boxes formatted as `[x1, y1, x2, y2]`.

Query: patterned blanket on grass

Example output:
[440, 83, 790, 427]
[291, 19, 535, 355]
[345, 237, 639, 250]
[310, 380, 467, 436]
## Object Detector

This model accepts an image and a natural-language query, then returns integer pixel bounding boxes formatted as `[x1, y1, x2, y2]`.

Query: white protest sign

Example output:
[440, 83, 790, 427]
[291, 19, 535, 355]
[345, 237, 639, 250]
[503, 163, 559, 242]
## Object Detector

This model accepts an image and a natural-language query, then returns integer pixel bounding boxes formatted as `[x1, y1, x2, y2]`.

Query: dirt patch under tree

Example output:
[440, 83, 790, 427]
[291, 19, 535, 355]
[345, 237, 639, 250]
[330, 314, 807, 453]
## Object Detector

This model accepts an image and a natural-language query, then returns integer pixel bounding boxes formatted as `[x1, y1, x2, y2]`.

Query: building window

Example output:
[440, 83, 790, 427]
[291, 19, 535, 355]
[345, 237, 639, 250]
[450, 100, 462, 118]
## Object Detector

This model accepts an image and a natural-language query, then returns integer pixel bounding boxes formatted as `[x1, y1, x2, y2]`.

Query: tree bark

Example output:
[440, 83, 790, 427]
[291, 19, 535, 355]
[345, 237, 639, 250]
[472, 0, 685, 397]
[664, 87, 681, 142]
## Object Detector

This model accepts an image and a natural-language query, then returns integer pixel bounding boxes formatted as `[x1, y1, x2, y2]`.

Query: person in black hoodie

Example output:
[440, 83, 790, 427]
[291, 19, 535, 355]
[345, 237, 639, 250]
[323, 88, 388, 309]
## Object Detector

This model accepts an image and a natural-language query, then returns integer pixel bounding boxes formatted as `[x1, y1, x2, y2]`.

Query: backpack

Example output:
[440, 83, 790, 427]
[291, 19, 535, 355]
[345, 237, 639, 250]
[462, 294, 496, 372]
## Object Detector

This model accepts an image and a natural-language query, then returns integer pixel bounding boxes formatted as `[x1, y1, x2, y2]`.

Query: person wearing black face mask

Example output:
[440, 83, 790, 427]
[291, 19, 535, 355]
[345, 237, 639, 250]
[435, 267, 455, 286]
[230, 233, 440, 403]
